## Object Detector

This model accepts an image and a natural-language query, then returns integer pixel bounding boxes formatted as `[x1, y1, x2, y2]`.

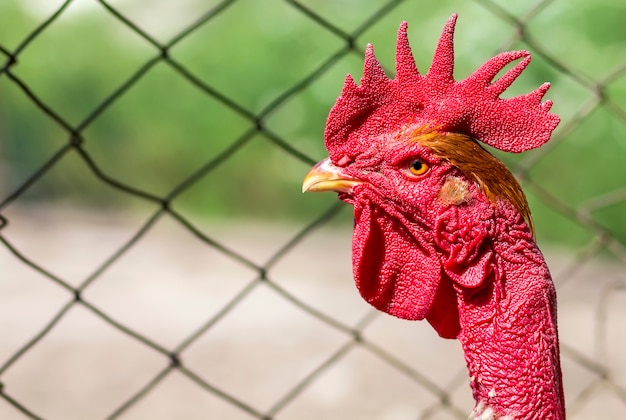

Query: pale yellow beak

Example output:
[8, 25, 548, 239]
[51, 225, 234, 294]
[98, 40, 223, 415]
[302, 157, 364, 193]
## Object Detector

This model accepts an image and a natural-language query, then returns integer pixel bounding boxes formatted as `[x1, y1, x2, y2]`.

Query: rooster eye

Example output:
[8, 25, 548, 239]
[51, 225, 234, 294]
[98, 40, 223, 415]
[407, 159, 429, 176]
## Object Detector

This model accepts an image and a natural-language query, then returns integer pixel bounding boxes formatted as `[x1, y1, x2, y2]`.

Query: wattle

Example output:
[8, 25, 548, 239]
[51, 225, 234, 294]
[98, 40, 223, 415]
[351, 195, 441, 321]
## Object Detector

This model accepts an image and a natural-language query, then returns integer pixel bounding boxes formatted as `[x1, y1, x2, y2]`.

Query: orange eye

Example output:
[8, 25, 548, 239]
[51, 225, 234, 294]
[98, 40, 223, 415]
[408, 159, 429, 176]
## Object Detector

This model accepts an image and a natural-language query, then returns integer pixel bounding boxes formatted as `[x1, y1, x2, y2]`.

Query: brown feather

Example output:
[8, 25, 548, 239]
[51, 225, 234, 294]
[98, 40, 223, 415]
[411, 128, 534, 237]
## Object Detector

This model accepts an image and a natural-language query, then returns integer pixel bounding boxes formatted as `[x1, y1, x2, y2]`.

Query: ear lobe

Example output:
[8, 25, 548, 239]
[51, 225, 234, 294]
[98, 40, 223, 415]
[434, 203, 496, 288]
[438, 176, 470, 206]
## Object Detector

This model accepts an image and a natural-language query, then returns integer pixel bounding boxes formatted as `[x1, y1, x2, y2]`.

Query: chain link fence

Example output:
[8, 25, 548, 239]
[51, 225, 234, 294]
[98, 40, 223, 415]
[1, 0, 625, 419]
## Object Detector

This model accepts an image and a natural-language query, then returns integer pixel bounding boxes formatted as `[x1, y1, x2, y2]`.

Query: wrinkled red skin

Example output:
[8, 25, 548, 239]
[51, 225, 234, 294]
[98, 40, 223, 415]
[334, 135, 565, 419]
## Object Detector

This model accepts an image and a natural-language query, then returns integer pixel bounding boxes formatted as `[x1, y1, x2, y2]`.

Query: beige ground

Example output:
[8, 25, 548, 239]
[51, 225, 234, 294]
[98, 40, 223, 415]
[0, 207, 625, 419]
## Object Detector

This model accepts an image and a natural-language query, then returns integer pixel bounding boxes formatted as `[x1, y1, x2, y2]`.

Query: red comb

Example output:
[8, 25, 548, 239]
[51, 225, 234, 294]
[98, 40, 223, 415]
[324, 13, 559, 161]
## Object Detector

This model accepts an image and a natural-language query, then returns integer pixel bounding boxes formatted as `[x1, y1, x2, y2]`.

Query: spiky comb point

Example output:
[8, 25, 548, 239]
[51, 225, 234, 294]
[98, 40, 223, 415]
[324, 13, 559, 162]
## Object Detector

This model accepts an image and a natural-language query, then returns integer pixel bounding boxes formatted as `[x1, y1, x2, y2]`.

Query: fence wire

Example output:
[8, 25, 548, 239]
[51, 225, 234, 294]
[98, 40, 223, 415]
[1, 0, 625, 419]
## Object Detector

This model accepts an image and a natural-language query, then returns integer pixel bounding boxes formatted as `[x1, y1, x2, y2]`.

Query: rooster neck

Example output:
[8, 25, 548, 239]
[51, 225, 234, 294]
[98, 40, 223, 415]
[456, 239, 565, 419]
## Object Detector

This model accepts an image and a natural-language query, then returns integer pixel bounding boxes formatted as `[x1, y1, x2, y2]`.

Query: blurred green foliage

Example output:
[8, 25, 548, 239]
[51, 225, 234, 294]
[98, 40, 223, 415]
[0, 0, 625, 246]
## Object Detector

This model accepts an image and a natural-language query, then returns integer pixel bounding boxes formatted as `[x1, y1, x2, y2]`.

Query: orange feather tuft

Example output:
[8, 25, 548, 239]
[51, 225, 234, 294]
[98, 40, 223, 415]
[412, 129, 534, 236]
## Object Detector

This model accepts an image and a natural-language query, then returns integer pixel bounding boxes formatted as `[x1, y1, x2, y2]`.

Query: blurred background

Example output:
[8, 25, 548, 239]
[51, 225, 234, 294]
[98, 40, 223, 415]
[0, 0, 625, 419]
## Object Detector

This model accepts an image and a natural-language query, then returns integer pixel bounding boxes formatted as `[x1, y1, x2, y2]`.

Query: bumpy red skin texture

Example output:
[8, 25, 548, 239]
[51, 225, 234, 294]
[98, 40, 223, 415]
[440, 199, 565, 419]
[330, 132, 565, 417]
[336, 139, 458, 322]
[344, 178, 565, 419]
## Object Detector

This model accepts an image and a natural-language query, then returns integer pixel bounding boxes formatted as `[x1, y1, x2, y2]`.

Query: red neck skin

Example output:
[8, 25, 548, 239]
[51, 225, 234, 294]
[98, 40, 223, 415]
[342, 178, 565, 418]
[457, 221, 565, 419]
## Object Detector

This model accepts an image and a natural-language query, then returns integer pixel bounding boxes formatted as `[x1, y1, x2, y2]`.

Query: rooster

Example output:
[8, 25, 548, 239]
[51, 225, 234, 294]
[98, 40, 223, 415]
[302, 14, 564, 420]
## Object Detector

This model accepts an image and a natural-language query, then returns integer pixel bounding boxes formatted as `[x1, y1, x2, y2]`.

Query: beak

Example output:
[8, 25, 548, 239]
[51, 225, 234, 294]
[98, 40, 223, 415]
[302, 157, 364, 193]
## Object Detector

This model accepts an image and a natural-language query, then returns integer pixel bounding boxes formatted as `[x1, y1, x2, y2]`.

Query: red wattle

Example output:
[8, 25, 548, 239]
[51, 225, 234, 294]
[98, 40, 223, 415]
[352, 196, 440, 321]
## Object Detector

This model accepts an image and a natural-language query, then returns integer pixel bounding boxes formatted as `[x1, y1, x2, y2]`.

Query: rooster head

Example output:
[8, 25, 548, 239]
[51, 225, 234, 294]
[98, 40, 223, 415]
[302, 14, 559, 339]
